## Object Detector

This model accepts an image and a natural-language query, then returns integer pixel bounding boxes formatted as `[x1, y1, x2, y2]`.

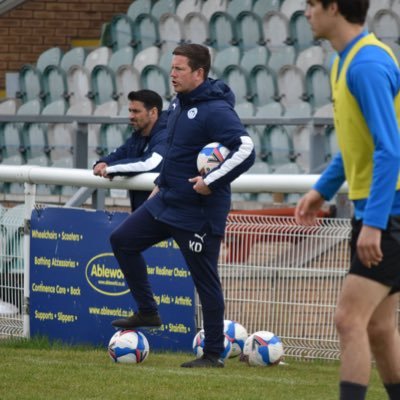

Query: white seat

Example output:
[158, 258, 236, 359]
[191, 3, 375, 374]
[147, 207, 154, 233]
[201, 0, 228, 20]
[183, 12, 210, 45]
[295, 46, 325, 74]
[277, 64, 306, 107]
[133, 46, 161, 74]
[84, 47, 112, 74]
[176, 0, 202, 20]
[115, 65, 141, 107]
[263, 11, 290, 46]
[159, 13, 185, 46]
[280, 0, 307, 20]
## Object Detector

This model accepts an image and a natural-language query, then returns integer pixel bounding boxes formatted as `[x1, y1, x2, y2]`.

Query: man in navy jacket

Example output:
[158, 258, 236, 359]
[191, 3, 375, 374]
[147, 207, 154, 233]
[93, 90, 167, 211]
[110, 44, 255, 368]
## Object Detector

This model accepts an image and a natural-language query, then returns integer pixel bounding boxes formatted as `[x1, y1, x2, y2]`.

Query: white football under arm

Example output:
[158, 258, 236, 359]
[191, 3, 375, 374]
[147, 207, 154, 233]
[204, 136, 254, 186]
[105, 152, 163, 174]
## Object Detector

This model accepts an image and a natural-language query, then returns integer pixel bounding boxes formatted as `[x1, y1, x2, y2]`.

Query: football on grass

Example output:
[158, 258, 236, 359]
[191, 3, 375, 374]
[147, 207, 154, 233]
[197, 142, 230, 175]
[224, 319, 249, 358]
[243, 331, 284, 366]
[192, 329, 232, 360]
[108, 330, 149, 364]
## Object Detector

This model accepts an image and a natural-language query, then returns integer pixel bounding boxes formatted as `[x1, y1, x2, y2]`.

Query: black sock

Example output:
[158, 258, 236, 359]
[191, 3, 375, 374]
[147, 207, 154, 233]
[384, 382, 400, 400]
[340, 381, 367, 400]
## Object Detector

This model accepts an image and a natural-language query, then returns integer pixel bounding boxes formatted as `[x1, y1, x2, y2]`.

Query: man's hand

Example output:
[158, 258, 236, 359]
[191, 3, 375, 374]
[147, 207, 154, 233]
[357, 225, 383, 268]
[189, 176, 212, 195]
[93, 162, 113, 179]
[294, 189, 325, 225]
[93, 162, 108, 177]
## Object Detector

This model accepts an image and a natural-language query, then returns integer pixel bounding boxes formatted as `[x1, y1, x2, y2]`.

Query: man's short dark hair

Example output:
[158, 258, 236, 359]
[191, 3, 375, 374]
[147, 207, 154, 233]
[127, 89, 163, 116]
[172, 43, 211, 78]
[319, 0, 369, 24]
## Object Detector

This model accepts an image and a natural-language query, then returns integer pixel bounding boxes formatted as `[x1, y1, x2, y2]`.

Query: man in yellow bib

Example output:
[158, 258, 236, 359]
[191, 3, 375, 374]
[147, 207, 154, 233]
[296, 1, 400, 399]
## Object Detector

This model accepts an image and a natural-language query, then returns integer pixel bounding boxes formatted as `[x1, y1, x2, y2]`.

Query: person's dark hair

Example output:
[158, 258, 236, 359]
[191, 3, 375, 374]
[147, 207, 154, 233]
[127, 89, 163, 116]
[319, 0, 369, 24]
[172, 43, 211, 78]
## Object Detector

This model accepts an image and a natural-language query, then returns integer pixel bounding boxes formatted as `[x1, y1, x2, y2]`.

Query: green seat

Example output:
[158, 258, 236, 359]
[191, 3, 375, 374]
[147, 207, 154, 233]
[222, 65, 250, 104]
[134, 13, 160, 49]
[235, 11, 265, 52]
[288, 11, 315, 51]
[141, 65, 171, 101]
[42, 65, 68, 105]
[305, 64, 331, 111]
[248, 65, 278, 106]
[17, 64, 44, 103]
[209, 11, 238, 51]
[240, 46, 270, 74]
[110, 14, 137, 52]
[90, 65, 117, 105]
[127, 0, 152, 21]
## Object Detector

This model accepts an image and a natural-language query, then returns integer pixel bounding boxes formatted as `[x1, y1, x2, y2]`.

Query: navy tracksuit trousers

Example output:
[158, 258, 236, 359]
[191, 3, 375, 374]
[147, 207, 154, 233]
[109, 206, 225, 356]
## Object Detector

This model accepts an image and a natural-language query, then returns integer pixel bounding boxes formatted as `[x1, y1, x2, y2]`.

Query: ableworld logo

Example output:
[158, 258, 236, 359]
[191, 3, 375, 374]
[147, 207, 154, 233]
[85, 253, 129, 296]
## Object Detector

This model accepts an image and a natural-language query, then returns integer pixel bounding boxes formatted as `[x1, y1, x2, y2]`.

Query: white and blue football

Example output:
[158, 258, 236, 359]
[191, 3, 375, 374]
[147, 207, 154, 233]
[196, 142, 230, 176]
[108, 329, 149, 364]
[223, 319, 248, 358]
[192, 329, 232, 360]
[243, 331, 284, 366]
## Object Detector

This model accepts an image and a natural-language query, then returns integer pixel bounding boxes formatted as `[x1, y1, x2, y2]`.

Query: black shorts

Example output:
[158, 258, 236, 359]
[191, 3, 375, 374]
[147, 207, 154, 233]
[350, 216, 400, 294]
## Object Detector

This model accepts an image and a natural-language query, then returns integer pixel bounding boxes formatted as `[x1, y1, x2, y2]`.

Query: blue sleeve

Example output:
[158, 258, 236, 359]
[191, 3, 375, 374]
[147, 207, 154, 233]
[348, 46, 400, 228]
[96, 139, 130, 166]
[313, 152, 346, 200]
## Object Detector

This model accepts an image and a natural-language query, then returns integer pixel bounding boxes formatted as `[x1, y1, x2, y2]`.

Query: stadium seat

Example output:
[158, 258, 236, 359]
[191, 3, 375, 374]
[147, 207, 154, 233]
[88, 101, 119, 168]
[234, 101, 255, 118]
[288, 11, 315, 51]
[36, 47, 63, 72]
[41, 65, 68, 106]
[226, 0, 255, 19]
[283, 101, 312, 171]
[268, 44, 296, 72]
[159, 43, 175, 74]
[371, 9, 400, 42]
[134, 13, 161, 49]
[240, 46, 270, 74]
[100, 123, 126, 155]
[140, 65, 172, 101]
[133, 46, 161, 74]
[48, 100, 94, 169]
[201, 0, 228, 20]
[261, 125, 294, 167]
[0, 98, 20, 115]
[277, 64, 306, 107]
[262, 10, 290, 46]
[65, 47, 112, 105]
[176, 0, 202, 20]
[235, 11, 265, 52]
[324, 125, 339, 161]
[17, 64, 44, 103]
[84, 47, 112, 73]
[114, 65, 141, 107]
[248, 161, 272, 174]
[255, 101, 283, 118]
[253, 0, 282, 17]
[109, 14, 137, 52]
[392, 0, 400, 18]
[212, 46, 241, 77]
[108, 46, 135, 74]
[280, 0, 307, 20]
[151, 0, 178, 20]
[0, 99, 42, 167]
[295, 46, 325, 75]
[60, 47, 87, 73]
[158, 13, 185, 47]
[183, 12, 210, 45]
[90, 65, 117, 105]
[248, 65, 278, 106]
[126, 0, 152, 23]
[209, 11, 239, 50]
[304, 64, 331, 111]
[367, 0, 392, 21]
[222, 65, 250, 104]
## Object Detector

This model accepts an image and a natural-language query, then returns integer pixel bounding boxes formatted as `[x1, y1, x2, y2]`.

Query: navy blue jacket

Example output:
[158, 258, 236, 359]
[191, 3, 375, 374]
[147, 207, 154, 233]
[145, 79, 255, 235]
[95, 112, 168, 210]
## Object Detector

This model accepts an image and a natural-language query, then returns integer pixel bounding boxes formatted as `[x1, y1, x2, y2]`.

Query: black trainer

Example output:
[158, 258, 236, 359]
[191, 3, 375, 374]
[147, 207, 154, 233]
[111, 312, 162, 329]
[181, 353, 224, 368]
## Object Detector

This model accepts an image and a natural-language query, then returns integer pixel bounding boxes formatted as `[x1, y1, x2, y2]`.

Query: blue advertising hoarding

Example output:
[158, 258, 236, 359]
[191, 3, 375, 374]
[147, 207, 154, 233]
[30, 207, 196, 351]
